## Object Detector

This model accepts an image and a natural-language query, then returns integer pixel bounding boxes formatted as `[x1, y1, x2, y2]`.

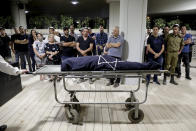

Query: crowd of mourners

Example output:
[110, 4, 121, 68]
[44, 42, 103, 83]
[145, 24, 194, 85]
[0, 24, 194, 88]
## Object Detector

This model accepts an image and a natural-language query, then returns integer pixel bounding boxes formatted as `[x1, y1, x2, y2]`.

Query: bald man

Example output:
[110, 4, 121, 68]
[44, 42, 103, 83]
[104, 26, 124, 87]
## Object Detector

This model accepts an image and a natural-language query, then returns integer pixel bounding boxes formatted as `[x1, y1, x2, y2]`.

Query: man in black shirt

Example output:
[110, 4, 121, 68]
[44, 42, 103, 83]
[88, 27, 96, 55]
[11, 28, 20, 63]
[76, 27, 94, 83]
[76, 28, 93, 57]
[59, 27, 77, 62]
[0, 27, 11, 59]
[14, 26, 32, 72]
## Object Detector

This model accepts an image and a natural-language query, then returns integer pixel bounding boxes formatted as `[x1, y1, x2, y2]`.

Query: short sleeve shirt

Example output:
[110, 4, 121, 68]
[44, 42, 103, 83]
[44, 43, 60, 61]
[15, 34, 29, 52]
[166, 33, 184, 52]
[60, 35, 76, 57]
[147, 35, 164, 57]
[107, 35, 124, 58]
[77, 36, 94, 56]
[182, 34, 192, 53]
[33, 40, 46, 54]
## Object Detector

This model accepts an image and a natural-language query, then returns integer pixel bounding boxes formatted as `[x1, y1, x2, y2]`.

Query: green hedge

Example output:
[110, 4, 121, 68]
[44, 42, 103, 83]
[28, 15, 106, 29]
[0, 16, 14, 28]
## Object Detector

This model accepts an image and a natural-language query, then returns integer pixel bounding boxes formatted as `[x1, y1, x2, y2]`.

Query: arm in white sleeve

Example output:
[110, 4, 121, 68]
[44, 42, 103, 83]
[0, 55, 20, 76]
[55, 35, 60, 42]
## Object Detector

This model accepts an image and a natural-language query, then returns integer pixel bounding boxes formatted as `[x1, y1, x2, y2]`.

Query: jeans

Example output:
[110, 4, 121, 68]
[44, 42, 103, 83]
[146, 56, 163, 82]
[15, 50, 25, 68]
[109, 56, 121, 84]
[18, 51, 32, 72]
[176, 52, 190, 77]
[29, 52, 36, 71]
[97, 48, 103, 55]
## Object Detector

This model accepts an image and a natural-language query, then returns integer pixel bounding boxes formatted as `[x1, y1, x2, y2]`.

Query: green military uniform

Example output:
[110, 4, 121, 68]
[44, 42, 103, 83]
[165, 33, 184, 74]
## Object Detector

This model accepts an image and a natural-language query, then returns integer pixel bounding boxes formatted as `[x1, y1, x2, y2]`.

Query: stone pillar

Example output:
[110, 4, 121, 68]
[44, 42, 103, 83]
[119, 0, 148, 84]
[107, 0, 120, 34]
[10, 0, 27, 28]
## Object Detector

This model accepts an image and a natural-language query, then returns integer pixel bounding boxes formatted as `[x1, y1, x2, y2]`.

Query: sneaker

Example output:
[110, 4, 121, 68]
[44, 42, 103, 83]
[163, 81, 166, 85]
[0, 125, 7, 131]
[106, 82, 114, 86]
[177, 74, 181, 78]
[154, 81, 160, 85]
[49, 78, 53, 82]
[77, 78, 85, 84]
[170, 81, 178, 85]
[185, 76, 192, 80]
[57, 77, 62, 82]
[113, 83, 119, 88]
[89, 79, 93, 84]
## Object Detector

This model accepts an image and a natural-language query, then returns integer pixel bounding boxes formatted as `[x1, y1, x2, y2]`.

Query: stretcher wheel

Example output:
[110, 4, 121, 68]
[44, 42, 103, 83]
[125, 98, 136, 109]
[128, 108, 144, 123]
[65, 108, 79, 124]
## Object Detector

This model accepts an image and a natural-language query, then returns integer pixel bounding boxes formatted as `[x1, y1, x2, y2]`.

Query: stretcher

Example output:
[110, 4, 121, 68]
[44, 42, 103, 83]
[34, 65, 166, 124]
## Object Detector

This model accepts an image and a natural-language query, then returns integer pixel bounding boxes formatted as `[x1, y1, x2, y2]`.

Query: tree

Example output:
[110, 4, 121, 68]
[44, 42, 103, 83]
[94, 17, 105, 28]
[167, 19, 181, 29]
[81, 17, 90, 27]
[154, 18, 166, 29]
[60, 15, 73, 28]
[146, 16, 151, 29]
[0, 16, 14, 28]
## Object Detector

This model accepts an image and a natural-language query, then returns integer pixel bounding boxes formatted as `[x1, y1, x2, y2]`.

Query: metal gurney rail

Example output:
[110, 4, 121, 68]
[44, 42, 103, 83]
[34, 65, 166, 124]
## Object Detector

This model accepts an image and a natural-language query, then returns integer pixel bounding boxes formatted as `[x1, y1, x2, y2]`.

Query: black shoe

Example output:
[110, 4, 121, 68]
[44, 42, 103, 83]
[177, 74, 181, 78]
[113, 83, 119, 88]
[106, 82, 114, 86]
[57, 77, 62, 82]
[170, 75, 178, 85]
[154, 81, 160, 85]
[185, 76, 192, 80]
[170, 80, 178, 85]
[163, 75, 167, 85]
[89, 79, 93, 84]
[0, 125, 7, 131]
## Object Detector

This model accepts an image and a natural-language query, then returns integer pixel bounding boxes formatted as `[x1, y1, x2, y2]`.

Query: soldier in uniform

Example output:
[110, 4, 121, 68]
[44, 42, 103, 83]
[163, 24, 184, 85]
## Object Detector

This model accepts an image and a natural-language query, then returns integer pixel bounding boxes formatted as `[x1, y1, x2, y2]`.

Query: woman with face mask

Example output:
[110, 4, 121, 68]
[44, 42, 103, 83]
[33, 33, 46, 80]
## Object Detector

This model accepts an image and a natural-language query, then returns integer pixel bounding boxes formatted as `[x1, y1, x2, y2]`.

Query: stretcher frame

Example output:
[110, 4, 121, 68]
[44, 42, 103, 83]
[34, 65, 166, 124]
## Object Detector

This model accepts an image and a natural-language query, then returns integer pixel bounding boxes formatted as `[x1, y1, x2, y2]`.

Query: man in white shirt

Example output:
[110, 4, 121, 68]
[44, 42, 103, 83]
[44, 27, 60, 43]
[0, 55, 27, 75]
[0, 55, 27, 131]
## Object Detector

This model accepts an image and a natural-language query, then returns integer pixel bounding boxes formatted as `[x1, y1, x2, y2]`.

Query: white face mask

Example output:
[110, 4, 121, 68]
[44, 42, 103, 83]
[38, 37, 43, 41]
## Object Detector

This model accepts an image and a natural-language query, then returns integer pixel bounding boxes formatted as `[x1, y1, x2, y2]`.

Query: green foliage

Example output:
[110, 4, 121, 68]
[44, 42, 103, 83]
[76, 19, 82, 29]
[81, 17, 90, 27]
[185, 24, 191, 30]
[60, 15, 73, 28]
[154, 18, 166, 29]
[167, 19, 181, 28]
[28, 16, 106, 29]
[94, 17, 105, 28]
[48, 16, 59, 29]
[146, 16, 151, 29]
[0, 16, 14, 28]
[29, 16, 59, 29]
[29, 16, 42, 28]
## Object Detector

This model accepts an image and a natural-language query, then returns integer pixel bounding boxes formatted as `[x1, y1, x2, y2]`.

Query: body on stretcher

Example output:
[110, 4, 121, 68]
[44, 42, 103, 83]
[34, 63, 166, 124]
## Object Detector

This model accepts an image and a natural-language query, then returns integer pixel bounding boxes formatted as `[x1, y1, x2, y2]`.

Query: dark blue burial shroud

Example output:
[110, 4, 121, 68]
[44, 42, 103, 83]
[61, 55, 161, 71]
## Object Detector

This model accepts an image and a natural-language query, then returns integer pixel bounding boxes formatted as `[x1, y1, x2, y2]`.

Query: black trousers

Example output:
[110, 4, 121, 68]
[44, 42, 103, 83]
[109, 56, 121, 84]
[176, 52, 190, 77]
